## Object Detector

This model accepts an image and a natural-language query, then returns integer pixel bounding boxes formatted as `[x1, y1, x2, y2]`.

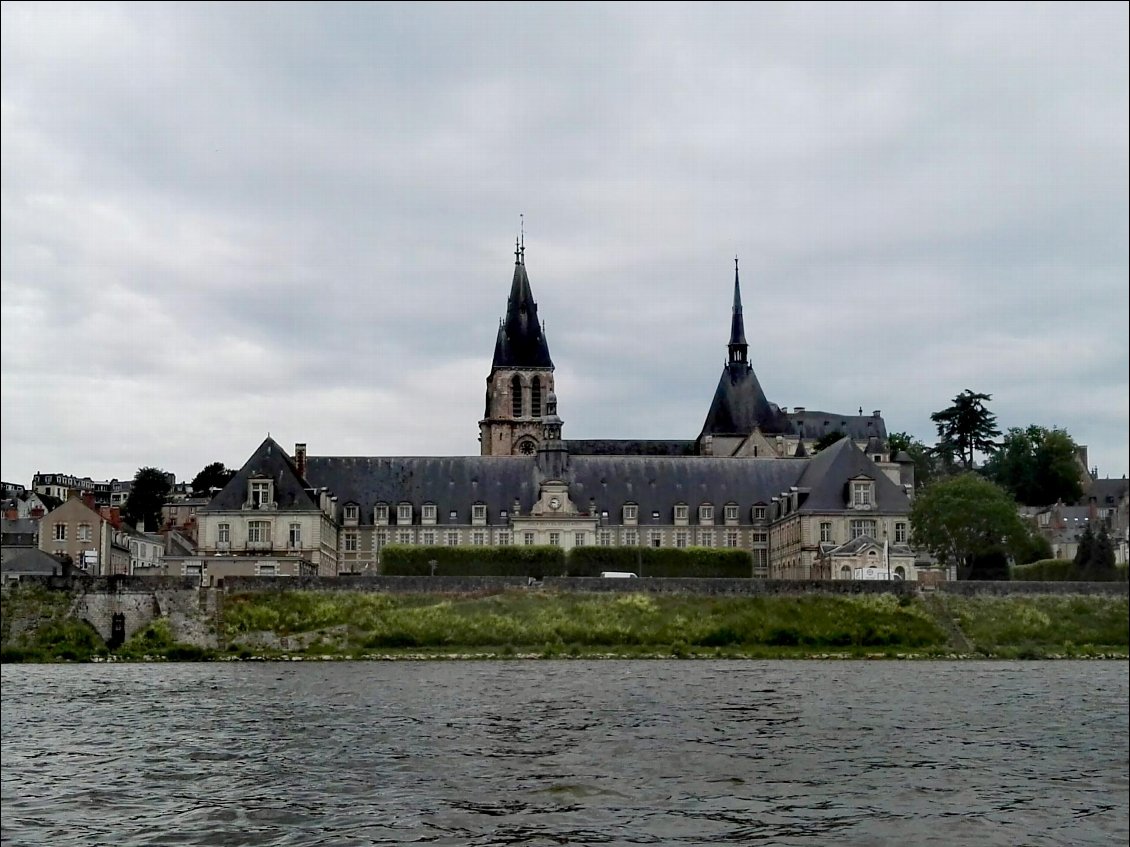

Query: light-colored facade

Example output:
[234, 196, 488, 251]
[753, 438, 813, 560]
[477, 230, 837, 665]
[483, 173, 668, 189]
[37, 496, 129, 575]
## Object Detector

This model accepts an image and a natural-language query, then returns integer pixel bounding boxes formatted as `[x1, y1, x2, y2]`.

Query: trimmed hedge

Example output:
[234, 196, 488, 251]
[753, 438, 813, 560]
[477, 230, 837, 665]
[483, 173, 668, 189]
[568, 546, 752, 578]
[379, 544, 754, 578]
[1011, 559, 1129, 582]
[380, 545, 566, 578]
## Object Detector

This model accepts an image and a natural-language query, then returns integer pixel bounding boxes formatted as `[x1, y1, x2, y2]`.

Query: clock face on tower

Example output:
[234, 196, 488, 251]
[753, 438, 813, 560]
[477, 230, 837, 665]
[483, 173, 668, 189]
[549, 497, 561, 510]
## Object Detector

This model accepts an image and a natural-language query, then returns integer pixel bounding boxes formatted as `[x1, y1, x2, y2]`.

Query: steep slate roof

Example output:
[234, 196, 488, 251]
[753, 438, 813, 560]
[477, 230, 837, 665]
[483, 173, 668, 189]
[700, 366, 791, 437]
[785, 409, 889, 443]
[566, 440, 697, 457]
[303, 453, 807, 526]
[202, 437, 320, 513]
[794, 437, 911, 513]
[491, 249, 553, 369]
[1081, 477, 1129, 506]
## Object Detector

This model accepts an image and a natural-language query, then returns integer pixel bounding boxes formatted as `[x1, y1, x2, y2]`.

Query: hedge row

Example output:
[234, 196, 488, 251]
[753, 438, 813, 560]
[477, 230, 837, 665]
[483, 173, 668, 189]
[379, 545, 752, 578]
[1010, 559, 1130, 582]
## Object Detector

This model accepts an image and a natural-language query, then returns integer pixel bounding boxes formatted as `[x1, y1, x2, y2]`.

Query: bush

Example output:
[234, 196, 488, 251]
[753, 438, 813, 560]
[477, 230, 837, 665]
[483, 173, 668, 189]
[1011, 559, 1079, 581]
[567, 546, 752, 578]
[380, 545, 566, 578]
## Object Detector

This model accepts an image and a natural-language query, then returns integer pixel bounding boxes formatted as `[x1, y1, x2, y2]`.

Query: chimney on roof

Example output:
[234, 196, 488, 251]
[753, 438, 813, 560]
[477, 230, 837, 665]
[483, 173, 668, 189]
[873, 410, 881, 418]
[295, 443, 307, 480]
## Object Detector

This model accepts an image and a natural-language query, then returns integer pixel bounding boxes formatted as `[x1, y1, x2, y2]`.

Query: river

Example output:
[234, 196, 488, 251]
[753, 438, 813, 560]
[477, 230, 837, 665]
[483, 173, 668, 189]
[1, 660, 1127, 846]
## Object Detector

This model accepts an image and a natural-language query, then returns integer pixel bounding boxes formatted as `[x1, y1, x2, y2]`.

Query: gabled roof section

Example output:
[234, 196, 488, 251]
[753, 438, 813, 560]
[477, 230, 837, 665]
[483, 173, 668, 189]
[491, 247, 553, 369]
[202, 437, 320, 512]
[795, 437, 911, 513]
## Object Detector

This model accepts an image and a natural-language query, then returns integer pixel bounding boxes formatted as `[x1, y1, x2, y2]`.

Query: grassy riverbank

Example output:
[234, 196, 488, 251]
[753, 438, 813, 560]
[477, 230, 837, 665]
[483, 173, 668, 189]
[4, 586, 1126, 662]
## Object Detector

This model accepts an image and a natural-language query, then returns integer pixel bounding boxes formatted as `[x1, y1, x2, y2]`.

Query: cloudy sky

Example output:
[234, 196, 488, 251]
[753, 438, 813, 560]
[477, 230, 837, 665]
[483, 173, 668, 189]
[2, 2, 1127, 489]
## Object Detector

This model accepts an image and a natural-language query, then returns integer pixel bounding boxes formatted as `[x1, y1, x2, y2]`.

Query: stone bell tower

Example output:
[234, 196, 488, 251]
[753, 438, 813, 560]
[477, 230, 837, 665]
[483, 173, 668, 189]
[479, 238, 556, 456]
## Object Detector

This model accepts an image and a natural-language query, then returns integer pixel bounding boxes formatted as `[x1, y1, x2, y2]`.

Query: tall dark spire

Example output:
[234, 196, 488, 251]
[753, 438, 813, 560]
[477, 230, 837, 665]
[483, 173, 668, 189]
[728, 256, 748, 368]
[491, 240, 553, 369]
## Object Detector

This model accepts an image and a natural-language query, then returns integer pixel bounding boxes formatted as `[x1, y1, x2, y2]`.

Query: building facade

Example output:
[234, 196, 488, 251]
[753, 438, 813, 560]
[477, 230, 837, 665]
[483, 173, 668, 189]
[199, 246, 916, 581]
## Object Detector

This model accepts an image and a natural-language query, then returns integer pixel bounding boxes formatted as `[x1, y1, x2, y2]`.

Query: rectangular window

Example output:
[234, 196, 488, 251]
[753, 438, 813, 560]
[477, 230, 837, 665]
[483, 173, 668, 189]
[574, 532, 585, 547]
[726, 530, 739, 548]
[752, 548, 768, 572]
[257, 563, 278, 576]
[725, 505, 738, 522]
[895, 522, 908, 543]
[497, 532, 511, 546]
[850, 519, 877, 539]
[53, 524, 67, 541]
[548, 532, 561, 547]
[524, 531, 535, 546]
[853, 482, 872, 507]
[753, 506, 766, 520]
[248, 520, 270, 544]
[472, 531, 486, 546]
[446, 531, 459, 546]
[449, 511, 458, 522]
[375, 503, 389, 524]
[752, 532, 768, 545]
[250, 480, 271, 507]
[78, 524, 92, 542]
[422, 530, 436, 546]
[699, 505, 714, 523]
[675, 531, 688, 548]
[344, 505, 359, 522]
[289, 523, 302, 547]
[674, 504, 688, 521]
[422, 504, 437, 522]
[397, 530, 413, 544]
[376, 530, 389, 550]
[218, 523, 230, 544]
[623, 530, 638, 547]
[598, 531, 611, 547]
[820, 522, 832, 542]
[623, 504, 638, 522]
[699, 531, 714, 548]
[472, 504, 487, 522]
[398, 504, 413, 523]
[343, 531, 358, 552]
[650, 530, 663, 548]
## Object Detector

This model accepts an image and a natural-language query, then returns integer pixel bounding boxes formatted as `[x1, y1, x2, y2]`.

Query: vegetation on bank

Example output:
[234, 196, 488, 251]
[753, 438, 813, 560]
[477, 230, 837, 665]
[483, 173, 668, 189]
[3, 586, 1126, 663]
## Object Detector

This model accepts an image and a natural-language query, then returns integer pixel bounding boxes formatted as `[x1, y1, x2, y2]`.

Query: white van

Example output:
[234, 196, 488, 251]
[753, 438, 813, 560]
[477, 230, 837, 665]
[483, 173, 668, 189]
[600, 571, 638, 578]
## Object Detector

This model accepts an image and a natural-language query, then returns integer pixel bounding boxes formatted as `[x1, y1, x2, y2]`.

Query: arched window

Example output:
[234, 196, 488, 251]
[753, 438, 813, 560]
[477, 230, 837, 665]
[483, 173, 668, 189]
[840, 565, 852, 580]
[510, 375, 523, 418]
[894, 566, 906, 580]
[531, 376, 542, 418]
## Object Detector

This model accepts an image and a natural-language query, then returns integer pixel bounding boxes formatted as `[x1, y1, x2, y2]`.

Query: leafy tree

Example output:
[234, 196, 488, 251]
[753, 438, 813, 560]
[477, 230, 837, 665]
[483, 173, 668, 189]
[930, 389, 1001, 470]
[983, 426, 1083, 506]
[887, 432, 939, 490]
[813, 431, 846, 453]
[1073, 524, 1095, 575]
[191, 462, 236, 497]
[909, 473, 1032, 580]
[123, 467, 172, 532]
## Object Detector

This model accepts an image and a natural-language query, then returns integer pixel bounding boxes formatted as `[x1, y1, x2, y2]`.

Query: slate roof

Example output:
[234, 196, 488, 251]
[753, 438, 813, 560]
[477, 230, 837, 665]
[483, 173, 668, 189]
[786, 409, 888, 443]
[566, 440, 697, 457]
[491, 252, 553, 369]
[1081, 477, 1129, 506]
[1, 548, 65, 576]
[795, 437, 912, 513]
[302, 453, 808, 526]
[202, 437, 319, 513]
[699, 363, 791, 437]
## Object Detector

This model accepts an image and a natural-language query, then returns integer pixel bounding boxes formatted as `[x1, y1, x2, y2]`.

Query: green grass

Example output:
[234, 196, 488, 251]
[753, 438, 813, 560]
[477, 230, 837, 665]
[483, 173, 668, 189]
[944, 595, 1129, 656]
[0, 585, 107, 662]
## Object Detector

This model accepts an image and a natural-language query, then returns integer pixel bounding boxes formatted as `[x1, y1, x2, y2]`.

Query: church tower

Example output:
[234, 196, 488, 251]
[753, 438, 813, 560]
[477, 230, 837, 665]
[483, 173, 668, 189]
[479, 239, 556, 456]
[697, 259, 790, 455]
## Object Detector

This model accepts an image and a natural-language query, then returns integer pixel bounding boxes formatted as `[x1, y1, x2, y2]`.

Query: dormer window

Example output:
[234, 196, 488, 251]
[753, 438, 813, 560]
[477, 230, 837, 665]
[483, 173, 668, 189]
[623, 504, 638, 523]
[472, 503, 487, 524]
[724, 504, 739, 522]
[852, 480, 874, 508]
[374, 503, 389, 524]
[397, 503, 413, 524]
[449, 510, 458, 522]
[674, 504, 689, 522]
[753, 505, 767, 521]
[422, 503, 437, 523]
[249, 480, 273, 509]
[343, 504, 359, 523]
[699, 504, 714, 524]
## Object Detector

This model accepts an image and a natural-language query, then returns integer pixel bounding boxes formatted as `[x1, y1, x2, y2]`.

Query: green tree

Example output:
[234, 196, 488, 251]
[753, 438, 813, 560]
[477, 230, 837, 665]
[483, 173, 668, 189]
[123, 467, 172, 532]
[887, 431, 939, 490]
[910, 473, 1032, 580]
[813, 431, 846, 453]
[1077, 524, 1118, 581]
[983, 426, 1083, 506]
[930, 389, 1001, 470]
[1073, 524, 1095, 576]
[191, 462, 236, 497]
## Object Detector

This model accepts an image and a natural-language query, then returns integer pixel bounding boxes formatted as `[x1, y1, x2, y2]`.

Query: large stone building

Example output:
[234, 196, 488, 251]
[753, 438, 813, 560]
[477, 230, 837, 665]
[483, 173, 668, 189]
[193, 244, 918, 581]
